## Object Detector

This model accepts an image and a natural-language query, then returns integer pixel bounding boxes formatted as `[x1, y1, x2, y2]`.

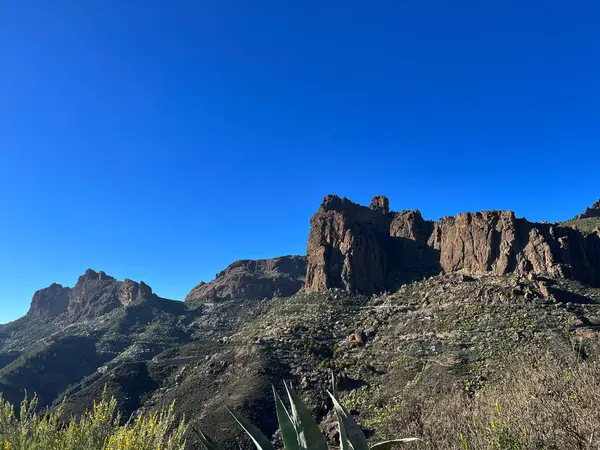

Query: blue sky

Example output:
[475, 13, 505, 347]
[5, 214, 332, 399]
[1, 0, 599, 324]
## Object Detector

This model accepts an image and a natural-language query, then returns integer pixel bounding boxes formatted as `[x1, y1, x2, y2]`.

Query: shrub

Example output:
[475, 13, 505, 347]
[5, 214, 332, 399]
[0, 389, 186, 450]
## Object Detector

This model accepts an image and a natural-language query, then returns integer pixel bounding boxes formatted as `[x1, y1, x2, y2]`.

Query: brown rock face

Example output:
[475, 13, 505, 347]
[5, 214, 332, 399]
[428, 211, 519, 275]
[305, 195, 437, 293]
[370, 195, 390, 215]
[118, 279, 154, 307]
[27, 269, 161, 322]
[27, 284, 71, 320]
[185, 256, 307, 305]
[576, 199, 600, 219]
[305, 196, 391, 293]
[68, 270, 159, 320]
[430, 212, 600, 285]
[305, 196, 600, 294]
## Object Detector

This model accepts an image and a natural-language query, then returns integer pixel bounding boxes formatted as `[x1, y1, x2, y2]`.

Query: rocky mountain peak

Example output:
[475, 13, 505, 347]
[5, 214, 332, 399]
[79, 268, 113, 281]
[27, 283, 71, 320]
[369, 195, 390, 215]
[26, 270, 162, 322]
[319, 194, 350, 212]
[576, 199, 600, 219]
[118, 279, 154, 307]
[185, 255, 307, 306]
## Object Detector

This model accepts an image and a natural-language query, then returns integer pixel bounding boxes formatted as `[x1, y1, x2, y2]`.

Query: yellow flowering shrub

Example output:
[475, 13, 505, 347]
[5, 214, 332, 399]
[0, 389, 186, 450]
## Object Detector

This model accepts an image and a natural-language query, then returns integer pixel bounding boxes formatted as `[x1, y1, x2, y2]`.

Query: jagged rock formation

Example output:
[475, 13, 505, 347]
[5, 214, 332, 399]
[305, 195, 437, 293]
[185, 256, 307, 306]
[429, 211, 600, 285]
[27, 284, 71, 320]
[27, 269, 162, 322]
[306, 195, 600, 294]
[575, 199, 600, 219]
[369, 195, 390, 214]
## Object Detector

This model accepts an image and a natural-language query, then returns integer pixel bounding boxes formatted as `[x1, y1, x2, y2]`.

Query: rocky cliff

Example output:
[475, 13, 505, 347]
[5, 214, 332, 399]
[185, 255, 307, 306]
[575, 199, 600, 219]
[306, 195, 600, 293]
[429, 211, 600, 285]
[27, 284, 71, 320]
[27, 269, 163, 322]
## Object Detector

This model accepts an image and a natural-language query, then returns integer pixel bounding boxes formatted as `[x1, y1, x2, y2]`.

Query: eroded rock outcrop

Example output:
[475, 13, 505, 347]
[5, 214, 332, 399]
[305, 196, 392, 293]
[305, 195, 437, 293]
[27, 284, 71, 320]
[305, 195, 600, 294]
[27, 269, 162, 322]
[185, 256, 307, 306]
[429, 212, 600, 285]
[370, 195, 390, 215]
[575, 199, 600, 219]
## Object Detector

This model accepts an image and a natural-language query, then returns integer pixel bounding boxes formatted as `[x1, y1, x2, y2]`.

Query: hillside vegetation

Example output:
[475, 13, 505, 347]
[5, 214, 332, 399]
[563, 217, 600, 235]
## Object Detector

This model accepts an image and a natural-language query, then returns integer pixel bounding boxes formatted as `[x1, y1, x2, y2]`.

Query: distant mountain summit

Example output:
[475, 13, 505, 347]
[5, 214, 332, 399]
[575, 199, 600, 219]
[28, 269, 168, 322]
[185, 256, 306, 307]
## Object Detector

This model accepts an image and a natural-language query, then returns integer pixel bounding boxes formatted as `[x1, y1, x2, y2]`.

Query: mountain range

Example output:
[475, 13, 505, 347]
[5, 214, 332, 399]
[1, 195, 599, 448]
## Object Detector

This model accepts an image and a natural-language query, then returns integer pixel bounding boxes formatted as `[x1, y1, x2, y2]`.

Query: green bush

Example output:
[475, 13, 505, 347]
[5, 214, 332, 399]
[0, 389, 186, 450]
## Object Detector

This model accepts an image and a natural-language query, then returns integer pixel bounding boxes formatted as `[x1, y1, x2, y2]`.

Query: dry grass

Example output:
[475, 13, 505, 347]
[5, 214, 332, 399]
[385, 349, 600, 450]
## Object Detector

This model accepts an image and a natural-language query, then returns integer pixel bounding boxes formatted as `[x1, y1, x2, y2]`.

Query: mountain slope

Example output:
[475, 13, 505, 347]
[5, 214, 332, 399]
[1, 195, 599, 449]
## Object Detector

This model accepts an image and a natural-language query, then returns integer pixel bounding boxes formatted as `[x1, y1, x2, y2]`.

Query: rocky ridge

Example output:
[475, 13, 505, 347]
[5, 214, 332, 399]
[306, 195, 600, 294]
[185, 255, 306, 306]
[575, 199, 600, 219]
[27, 269, 167, 323]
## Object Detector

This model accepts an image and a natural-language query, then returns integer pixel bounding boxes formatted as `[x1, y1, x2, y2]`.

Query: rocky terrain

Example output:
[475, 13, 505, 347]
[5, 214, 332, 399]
[1, 196, 600, 449]
[563, 199, 600, 235]
[306, 195, 600, 293]
[185, 256, 306, 307]
[574, 199, 600, 219]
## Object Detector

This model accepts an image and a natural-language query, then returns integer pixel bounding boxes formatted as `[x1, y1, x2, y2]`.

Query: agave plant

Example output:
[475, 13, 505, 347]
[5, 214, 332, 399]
[196, 376, 418, 449]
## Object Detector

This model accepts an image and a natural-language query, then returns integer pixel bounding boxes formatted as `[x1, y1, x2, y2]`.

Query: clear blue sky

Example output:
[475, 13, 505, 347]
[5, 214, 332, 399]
[1, 0, 599, 324]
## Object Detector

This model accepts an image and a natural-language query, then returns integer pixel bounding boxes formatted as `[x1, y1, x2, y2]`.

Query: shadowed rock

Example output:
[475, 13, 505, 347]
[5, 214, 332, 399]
[185, 256, 307, 305]
[305, 195, 439, 293]
[575, 199, 600, 219]
[27, 270, 164, 322]
[28, 284, 71, 320]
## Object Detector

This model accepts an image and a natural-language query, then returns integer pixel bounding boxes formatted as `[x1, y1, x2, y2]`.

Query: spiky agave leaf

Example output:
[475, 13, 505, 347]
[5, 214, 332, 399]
[336, 406, 351, 450]
[193, 428, 222, 450]
[326, 391, 369, 450]
[226, 405, 276, 450]
[284, 382, 329, 450]
[272, 385, 299, 450]
[327, 390, 419, 450]
[331, 372, 338, 398]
